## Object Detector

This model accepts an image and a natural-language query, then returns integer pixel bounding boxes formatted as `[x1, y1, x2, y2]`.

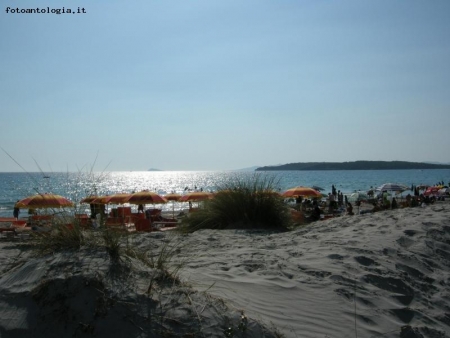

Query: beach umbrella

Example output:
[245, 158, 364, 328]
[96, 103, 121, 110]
[15, 193, 74, 209]
[179, 191, 214, 202]
[108, 193, 133, 204]
[127, 190, 167, 205]
[376, 183, 409, 193]
[438, 187, 449, 195]
[89, 195, 113, 205]
[89, 193, 133, 219]
[91, 193, 132, 205]
[424, 187, 440, 196]
[348, 192, 369, 202]
[80, 196, 98, 204]
[281, 187, 322, 198]
[164, 193, 182, 218]
[164, 193, 182, 201]
[311, 185, 325, 191]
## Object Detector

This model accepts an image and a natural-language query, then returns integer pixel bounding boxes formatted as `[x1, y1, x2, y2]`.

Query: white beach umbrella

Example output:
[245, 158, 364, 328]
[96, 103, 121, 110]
[348, 191, 370, 202]
[438, 188, 449, 195]
[376, 183, 409, 193]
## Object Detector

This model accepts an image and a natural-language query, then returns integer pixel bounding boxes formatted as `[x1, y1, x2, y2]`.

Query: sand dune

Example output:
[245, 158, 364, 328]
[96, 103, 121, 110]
[1, 202, 450, 337]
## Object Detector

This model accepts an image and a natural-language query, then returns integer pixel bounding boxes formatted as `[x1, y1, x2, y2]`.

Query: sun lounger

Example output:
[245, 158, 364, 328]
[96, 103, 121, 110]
[134, 219, 152, 232]
[0, 226, 15, 234]
[29, 215, 53, 227]
[0, 217, 17, 222]
[105, 217, 125, 226]
[152, 221, 178, 229]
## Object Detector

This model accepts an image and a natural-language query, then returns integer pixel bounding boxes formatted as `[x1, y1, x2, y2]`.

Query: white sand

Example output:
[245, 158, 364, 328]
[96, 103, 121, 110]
[1, 202, 450, 337]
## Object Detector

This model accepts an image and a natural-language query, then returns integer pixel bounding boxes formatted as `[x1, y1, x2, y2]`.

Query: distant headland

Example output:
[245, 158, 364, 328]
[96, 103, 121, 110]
[255, 161, 450, 171]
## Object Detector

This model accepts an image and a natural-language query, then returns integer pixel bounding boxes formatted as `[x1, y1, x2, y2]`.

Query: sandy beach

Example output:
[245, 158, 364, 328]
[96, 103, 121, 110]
[1, 201, 450, 337]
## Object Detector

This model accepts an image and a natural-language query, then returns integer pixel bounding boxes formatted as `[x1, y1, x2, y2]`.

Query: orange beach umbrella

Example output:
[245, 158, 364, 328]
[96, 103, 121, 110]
[91, 193, 132, 205]
[80, 196, 98, 204]
[282, 187, 322, 198]
[179, 191, 214, 202]
[164, 193, 182, 201]
[127, 191, 167, 205]
[15, 193, 74, 209]
[164, 193, 182, 218]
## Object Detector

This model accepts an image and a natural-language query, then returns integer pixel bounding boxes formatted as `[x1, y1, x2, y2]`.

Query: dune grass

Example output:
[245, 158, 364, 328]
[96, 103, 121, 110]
[180, 174, 292, 232]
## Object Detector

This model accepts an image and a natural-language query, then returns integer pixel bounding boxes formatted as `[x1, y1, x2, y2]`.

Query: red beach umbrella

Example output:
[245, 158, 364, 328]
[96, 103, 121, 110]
[15, 193, 74, 209]
[424, 187, 440, 196]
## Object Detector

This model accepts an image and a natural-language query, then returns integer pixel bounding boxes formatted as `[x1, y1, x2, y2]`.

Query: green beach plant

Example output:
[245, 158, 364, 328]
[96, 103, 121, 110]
[180, 174, 292, 232]
[30, 221, 92, 254]
[101, 226, 126, 262]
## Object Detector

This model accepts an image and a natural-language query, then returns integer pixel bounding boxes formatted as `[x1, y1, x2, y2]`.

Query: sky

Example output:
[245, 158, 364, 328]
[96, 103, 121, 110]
[1, 0, 449, 172]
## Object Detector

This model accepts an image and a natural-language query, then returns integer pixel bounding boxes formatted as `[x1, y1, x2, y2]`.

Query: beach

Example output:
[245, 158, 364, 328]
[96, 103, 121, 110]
[1, 201, 450, 337]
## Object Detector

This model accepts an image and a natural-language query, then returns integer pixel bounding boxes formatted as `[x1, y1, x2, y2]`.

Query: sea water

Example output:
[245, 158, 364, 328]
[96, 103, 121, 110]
[1, 170, 449, 218]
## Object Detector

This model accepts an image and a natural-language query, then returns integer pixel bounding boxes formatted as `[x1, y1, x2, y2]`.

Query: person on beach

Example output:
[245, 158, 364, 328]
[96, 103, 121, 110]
[346, 202, 354, 215]
[328, 193, 337, 213]
[406, 194, 412, 207]
[338, 191, 343, 207]
[138, 204, 144, 213]
[307, 205, 322, 222]
[369, 202, 381, 213]
[296, 196, 303, 210]
[90, 203, 96, 219]
[391, 198, 398, 209]
[13, 201, 20, 219]
[382, 191, 390, 209]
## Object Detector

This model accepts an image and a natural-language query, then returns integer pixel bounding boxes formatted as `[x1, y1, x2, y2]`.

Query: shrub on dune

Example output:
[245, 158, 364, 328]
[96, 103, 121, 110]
[180, 174, 292, 232]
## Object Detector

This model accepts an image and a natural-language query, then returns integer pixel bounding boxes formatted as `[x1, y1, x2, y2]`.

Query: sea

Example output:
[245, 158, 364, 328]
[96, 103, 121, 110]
[1, 170, 449, 218]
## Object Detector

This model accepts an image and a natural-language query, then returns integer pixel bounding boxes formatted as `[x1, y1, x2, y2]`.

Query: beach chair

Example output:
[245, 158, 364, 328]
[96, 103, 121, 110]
[30, 215, 53, 227]
[105, 217, 124, 226]
[134, 219, 152, 232]
[125, 213, 144, 224]
[290, 209, 305, 224]
[117, 207, 132, 217]
[0, 224, 15, 238]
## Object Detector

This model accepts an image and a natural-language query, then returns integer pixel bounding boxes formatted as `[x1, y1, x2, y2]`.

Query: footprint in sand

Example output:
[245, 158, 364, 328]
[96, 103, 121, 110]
[328, 254, 344, 260]
[404, 229, 418, 236]
[395, 263, 434, 283]
[389, 307, 416, 324]
[354, 256, 378, 266]
[426, 228, 450, 245]
[362, 274, 414, 296]
[396, 236, 415, 248]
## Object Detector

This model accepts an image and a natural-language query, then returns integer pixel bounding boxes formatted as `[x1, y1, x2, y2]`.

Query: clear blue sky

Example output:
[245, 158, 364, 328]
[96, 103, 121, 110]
[1, 0, 449, 172]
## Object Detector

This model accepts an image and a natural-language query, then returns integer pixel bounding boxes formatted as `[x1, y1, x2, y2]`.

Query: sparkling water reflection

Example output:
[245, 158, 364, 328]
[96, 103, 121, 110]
[1, 170, 448, 217]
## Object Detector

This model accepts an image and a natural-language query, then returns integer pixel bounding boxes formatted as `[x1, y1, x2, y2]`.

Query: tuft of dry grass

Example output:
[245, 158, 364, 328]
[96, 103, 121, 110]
[180, 174, 292, 232]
